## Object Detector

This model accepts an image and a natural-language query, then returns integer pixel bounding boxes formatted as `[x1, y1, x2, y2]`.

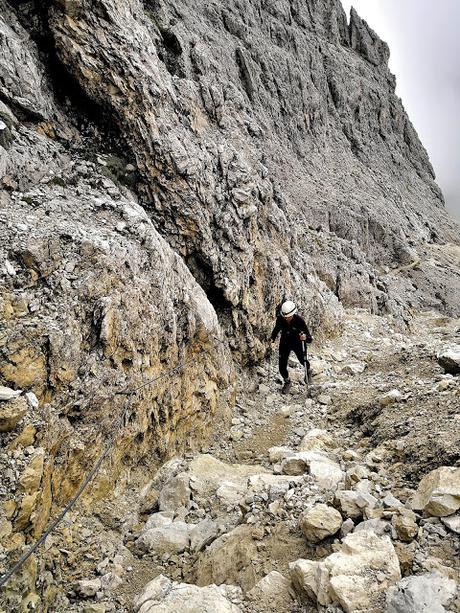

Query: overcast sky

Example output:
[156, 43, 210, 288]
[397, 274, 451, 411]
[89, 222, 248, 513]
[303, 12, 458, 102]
[340, 0, 460, 221]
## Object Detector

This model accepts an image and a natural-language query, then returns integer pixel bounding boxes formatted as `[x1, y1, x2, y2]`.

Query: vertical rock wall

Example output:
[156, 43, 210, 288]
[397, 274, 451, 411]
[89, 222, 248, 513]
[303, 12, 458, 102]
[44, 0, 459, 358]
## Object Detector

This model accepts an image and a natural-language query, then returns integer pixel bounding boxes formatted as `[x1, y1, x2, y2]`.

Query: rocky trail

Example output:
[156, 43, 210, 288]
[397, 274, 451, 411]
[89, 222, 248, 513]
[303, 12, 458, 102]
[2, 309, 458, 612]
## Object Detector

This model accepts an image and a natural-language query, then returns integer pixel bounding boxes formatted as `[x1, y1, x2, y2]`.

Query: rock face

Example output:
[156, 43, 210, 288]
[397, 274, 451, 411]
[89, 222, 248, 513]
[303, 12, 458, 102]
[3, 0, 456, 363]
[135, 521, 190, 556]
[0, 0, 458, 501]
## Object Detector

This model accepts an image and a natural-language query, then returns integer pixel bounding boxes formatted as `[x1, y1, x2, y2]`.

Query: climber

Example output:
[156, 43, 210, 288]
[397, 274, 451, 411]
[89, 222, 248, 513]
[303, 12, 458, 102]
[271, 300, 312, 393]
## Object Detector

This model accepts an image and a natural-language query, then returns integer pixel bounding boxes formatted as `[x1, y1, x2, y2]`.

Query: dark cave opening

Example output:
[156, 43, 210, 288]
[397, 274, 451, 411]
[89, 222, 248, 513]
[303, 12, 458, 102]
[186, 252, 233, 319]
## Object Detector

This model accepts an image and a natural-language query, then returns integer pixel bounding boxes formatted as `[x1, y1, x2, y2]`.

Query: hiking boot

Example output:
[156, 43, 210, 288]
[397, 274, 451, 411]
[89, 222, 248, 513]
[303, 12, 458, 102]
[281, 378, 291, 394]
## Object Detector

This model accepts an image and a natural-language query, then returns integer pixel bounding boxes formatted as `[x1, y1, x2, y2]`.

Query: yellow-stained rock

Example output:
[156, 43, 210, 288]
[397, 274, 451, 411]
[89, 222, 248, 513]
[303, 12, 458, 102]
[5, 531, 25, 552]
[4, 499, 17, 520]
[300, 504, 343, 543]
[0, 294, 29, 319]
[32, 464, 53, 537]
[421, 556, 458, 582]
[392, 510, 418, 542]
[21, 593, 41, 612]
[14, 492, 40, 531]
[0, 518, 13, 541]
[62, 526, 73, 546]
[0, 294, 15, 319]
[139, 484, 160, 515]
[19, 449, 45, 494]
[12, 423, 37, 448]
[0, 396, 28, 432]
[394, 542, 416, 575]
[0, 346, 46, 390]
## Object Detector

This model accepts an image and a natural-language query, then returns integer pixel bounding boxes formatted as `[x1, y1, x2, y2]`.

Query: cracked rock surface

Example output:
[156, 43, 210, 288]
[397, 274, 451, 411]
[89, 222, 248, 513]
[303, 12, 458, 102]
[0, 0, 459, 611]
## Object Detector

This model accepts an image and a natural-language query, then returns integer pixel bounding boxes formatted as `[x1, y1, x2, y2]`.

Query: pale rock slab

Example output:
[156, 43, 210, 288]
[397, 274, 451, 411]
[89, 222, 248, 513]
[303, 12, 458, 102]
[411, 466, 460, 517]
[441, 514, 460, 534]
[247, 473, 303, 498]
[139, 486, 160, 515]
[341, 362, 366, 375]
[158, 473, 191, 513]
[83, 605, 107, 613]
[290, 531, 401, 612]
[354, 519, 390, 536]
[340, 518, 355, 538]
[135, 522, 190, 556]
[391, 509, 418, 542]
[144, 512, 174, 531]
[309, 457, 344, 490]
[437, 346, 460, 375]
[188, 454, 269, 499]
[247, 571, 295, 612]
[25, 391, 39, 409]
[382, 494, 404, 509]
[75, 578, 102, 598]
[191, 525, 259, 592]
[300, 504, 343, 543]
[281, 451, 344, 489]
[134, 575, 242, 613]
[379, 389, 403, 407]
[0, 385, 22, 401]
[19, 448, 45, 493]
[267, 446, 295, 463]
[299, 429, 336, 452]
[215, 481, 247, 505]
[335, 490, 366, 519]
[189, 519, 219, 552]
[385, 572, 457, 613]
[346, 464, 370, 484]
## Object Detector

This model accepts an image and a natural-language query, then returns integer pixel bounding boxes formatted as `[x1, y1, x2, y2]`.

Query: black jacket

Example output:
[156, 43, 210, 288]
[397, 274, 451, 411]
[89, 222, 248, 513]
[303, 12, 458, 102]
[271, 314, 312, 345]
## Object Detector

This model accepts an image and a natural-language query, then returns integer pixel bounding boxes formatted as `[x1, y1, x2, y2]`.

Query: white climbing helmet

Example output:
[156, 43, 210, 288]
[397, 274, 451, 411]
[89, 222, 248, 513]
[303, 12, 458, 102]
[281, 300, 297, 317]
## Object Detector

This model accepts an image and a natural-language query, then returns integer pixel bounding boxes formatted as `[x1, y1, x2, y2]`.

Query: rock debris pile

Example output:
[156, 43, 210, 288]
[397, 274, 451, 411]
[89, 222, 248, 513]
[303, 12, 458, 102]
[2, 310, 458, 612]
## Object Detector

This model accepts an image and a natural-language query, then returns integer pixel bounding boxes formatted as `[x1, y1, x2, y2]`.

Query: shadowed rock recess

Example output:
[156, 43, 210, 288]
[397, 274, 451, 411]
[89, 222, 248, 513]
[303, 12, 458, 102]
[0, 0, 459, 611]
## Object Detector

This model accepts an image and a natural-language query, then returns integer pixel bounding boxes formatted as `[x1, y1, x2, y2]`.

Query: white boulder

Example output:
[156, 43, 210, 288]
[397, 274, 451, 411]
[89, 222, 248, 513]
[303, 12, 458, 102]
[379, 389, 402, 407]
[281, 451, 344, 489]
[134, 575, 242, 613]
[290, 530, 401, 612]
[299, 429, 336, 452]
[135, 522, 190, 556]
[299, 504, 343, 543]
[411, 466, 460, 517]
[386, 572, 457, 613]
[437, 346, 460, 375]
[0, 385, 22, 401]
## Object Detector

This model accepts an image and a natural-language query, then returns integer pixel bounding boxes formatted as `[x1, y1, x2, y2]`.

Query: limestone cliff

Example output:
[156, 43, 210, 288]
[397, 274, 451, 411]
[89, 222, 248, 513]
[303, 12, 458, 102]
[46, 0, 459, 347]
[0, 0, 459, 608]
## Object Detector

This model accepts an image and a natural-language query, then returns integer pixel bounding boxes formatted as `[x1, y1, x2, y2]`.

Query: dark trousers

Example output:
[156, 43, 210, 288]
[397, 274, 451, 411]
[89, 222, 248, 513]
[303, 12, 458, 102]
[279, 341, 310, 380]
